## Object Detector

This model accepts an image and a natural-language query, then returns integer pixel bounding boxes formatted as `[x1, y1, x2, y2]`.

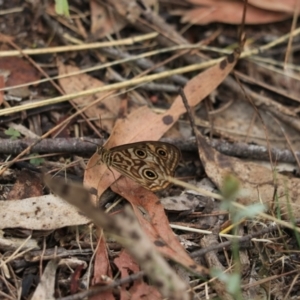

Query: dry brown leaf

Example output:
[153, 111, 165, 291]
[113, 250, 161, 300]
[111, 178, 208, 275]
[58, 62, 122, 133]
[90, 0, 127, 38]
[128, 283, 162, 300]
[175, 0, 290, 25]
[248, 0, 297, 13]
[0, 75, 4, 105]
[91, 236, 114, 300]
[200, 100, 300, 150]
[7, 169, 43, 200]
[0, 57, 40, 98]
[196, 133, 300, 219]
[92, 236, 112, 284]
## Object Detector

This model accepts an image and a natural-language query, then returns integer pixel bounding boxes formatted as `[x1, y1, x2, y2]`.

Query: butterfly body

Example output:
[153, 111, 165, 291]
[97, 141, 181, 191]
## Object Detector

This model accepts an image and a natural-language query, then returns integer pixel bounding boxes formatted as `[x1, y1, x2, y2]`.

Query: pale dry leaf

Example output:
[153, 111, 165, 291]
[31, 259, 59, 300]
[0, 194, 89, 230]
[248, 0, 297, 13]
[109, 0, 158, 23]
[110, 0, 141, 23]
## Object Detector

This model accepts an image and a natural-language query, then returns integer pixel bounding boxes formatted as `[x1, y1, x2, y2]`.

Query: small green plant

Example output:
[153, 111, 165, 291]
[5, 127, 21, 139]
[211, 269, 241, 297]
[55, 0, 70, 17]
[214, 174, 265, 299]
[220, 174, 265, 223]
[29, 154, 44, 166]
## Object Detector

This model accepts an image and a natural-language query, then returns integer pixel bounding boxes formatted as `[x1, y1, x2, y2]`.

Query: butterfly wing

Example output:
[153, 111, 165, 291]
[107, 141, 181, 191]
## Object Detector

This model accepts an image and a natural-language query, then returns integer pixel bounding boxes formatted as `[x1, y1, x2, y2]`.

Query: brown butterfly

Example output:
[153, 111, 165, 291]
[97, 141, 181, 191]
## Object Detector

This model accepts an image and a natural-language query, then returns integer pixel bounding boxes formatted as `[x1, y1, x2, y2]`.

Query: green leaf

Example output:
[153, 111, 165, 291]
[5, 127, 21, 139]
[55, 0, 70, 17]
[220, 174, 240, 200]
[234, 203, 266, 221]
[29, 154, 44, 166]
[210, 269, 242, 298]
[226, 273, 241, 295]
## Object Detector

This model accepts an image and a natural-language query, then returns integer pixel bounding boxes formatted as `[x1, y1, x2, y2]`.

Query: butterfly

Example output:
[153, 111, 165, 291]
[97, 141, 181, 191]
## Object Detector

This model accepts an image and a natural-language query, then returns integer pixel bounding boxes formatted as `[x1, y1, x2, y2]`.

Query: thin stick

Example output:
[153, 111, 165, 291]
[178, 88, 200, 148]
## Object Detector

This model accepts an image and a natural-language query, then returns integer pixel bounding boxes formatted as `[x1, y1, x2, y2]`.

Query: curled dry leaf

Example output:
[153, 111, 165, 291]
[196, 133, 300, 219]
[111, 177, 208, 275]
[31, 258, 59, 300]
[173, 0, 291, 25]
[90, 238, 115, 300]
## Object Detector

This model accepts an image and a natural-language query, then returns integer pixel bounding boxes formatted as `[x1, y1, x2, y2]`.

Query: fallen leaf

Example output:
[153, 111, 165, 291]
[7, 169, 43, 200]
[31, 259, 59, 300]
[248, 0, 297, 13]
[111, 178, 208, 275]
[174, 0, 290, 25]
[113, 250, 161, 300]
[0, 75, 4, 105]
[0, 57, 40, 98]
[90, 0, 127, 38]
[200, 100, 300, 150]
[58, 62, 122, 133]
[195, 132, 300, 219]
[161, 178, 216, 211]
[0, 194, 89, 230]
[91, 235, 114, 300]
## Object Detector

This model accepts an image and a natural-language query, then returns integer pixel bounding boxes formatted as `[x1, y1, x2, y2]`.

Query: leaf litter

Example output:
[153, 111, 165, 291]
[1, 0, 300, 299]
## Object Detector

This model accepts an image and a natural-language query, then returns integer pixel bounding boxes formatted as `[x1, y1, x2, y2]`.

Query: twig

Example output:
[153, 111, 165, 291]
[1, 137, 300, 164]
[190, 222, 288, 258]
[59, 272, 144, 300]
